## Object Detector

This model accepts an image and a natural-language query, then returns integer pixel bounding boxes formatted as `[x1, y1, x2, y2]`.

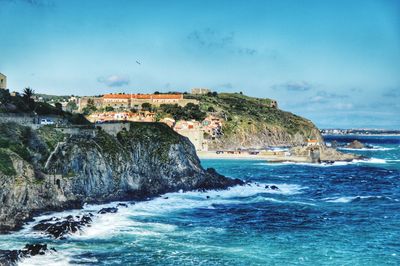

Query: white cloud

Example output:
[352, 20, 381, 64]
[97, 75, 130, 87]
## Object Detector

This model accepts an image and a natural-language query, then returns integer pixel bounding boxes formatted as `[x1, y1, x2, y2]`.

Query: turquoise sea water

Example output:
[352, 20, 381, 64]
[1, 135, 399, 265]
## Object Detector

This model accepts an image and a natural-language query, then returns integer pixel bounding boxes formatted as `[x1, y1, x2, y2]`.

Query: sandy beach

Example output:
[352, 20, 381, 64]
[197, 151, 310, 163]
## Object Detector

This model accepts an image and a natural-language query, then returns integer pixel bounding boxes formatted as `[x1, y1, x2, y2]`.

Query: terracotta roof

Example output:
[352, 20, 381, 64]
[103, 93, 183, 100]
[103, 94, 131, 99]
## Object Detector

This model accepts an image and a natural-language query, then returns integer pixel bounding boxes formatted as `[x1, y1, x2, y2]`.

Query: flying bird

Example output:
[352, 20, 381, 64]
[136, 60, 141, 65]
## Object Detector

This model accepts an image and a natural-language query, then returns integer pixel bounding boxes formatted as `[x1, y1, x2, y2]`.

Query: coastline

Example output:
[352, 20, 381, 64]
[197, 151, 311, 163]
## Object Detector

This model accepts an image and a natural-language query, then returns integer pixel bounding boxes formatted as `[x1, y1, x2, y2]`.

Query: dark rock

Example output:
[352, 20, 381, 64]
[33, 215, 92, 239]
[331, 140, 339, 148]
[163, 197, 169, 200]
[23, 244, 48, 256]
[0, 250, 20, 266]
[117, 203, 128, 208]
[265, 185, 269, 189]
[206, 196, 210, 199]
[0, 243, 51, 266]
[346, 140, 365, 149]
[97, 207, 118, 214]
[270, 185, 279, 190]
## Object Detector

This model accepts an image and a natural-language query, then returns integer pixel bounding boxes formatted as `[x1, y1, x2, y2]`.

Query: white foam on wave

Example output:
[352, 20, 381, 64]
[353, 158, 387, 164]
[19, 250, 72, 266]
[22, 183, 305, 239]
[18, 182, 305, 264]
[258, 157, 390, 167]
[323, 195, 395, 203]
[249, 196, 316, 206]
[258, 161, 350, 167]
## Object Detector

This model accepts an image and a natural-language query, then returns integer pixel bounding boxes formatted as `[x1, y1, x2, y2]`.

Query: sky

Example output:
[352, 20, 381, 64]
[0, 0, 399, 129]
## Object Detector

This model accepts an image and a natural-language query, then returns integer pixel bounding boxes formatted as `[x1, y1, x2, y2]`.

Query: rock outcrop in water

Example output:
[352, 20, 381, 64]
[0, 122, 242, 233]
[346, 140, 365, 149]
[290, 145, 359, 163]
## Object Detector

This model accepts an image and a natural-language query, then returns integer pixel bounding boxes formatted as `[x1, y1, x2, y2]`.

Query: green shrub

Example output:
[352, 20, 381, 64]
[0, 149, 16, 176]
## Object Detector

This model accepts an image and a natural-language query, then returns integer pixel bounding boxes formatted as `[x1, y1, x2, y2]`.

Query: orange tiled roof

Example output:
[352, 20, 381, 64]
[103, 94, 131, 99]
[103, 93, 183, 100]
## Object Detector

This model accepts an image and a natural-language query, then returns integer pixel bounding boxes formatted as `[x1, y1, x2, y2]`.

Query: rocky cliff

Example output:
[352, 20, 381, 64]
[0, 122, 241, 233]
[185, 93, 323, 150]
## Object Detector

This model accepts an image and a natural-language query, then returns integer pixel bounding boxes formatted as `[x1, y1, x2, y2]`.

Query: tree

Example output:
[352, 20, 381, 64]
[22, 87, 34, 101]
[22, 87, 35, 111]
[105, 106, 114, 112]
[55, 102, 62, 111]
[141, 102, 152, 111]
[154, 91, 160, 95]
[66, 101, 78, 112]
[208, 106, 215, 112]
[0, 89, 11, 104]
[82, 98, 97, 115]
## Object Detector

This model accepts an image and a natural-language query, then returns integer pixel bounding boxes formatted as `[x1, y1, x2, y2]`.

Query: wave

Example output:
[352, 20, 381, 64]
[353, 158, 387, 164]
[323, 195, 397, 203]
[22, 183, 304, 237]
[248, 196, 316, 206]
[19, 250, 71, 266]
[258, 157, 389, 167]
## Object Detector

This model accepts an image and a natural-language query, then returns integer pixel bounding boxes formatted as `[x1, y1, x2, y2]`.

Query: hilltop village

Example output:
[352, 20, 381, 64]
[76, 90, 232, 151]
[0, 72, 357, 163]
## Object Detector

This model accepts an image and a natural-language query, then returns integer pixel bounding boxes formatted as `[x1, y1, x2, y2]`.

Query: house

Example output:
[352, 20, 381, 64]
[306, 139, 320, 146]
[202, 115, 223, 138]
[0, 73, 7, 90]
[160, 117, 176, 128]
[174, 120, 208, 151]
[191, 88, 210, 95]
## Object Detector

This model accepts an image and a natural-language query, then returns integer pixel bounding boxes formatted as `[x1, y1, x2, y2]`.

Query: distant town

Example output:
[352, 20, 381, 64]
[321, 128, 400, 136]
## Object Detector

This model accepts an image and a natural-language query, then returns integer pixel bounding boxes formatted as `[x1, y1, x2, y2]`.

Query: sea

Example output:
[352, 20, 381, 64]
[1, 135, 399, 265]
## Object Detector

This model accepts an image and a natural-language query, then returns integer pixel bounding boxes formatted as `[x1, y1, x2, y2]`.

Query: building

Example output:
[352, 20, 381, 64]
[0, 73, 7, 90]
[191, 88, 210, 95]
[270, 100, 278, 108]
[202, 115, 223, 139]
[306, 139, 320, 146]
[78, 93, 198, 112]
[160, 117, 176, 128]
[174, 120, 208, 151]
[77, 96, 104, 112]
[87, 111, 156, 123]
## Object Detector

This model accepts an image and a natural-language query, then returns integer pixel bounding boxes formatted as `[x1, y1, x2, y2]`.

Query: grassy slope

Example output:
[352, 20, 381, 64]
[0, 123, 65, 176]
[185, 93, 321, 148]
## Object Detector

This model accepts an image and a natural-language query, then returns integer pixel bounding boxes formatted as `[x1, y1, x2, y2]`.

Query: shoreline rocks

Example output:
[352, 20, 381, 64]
[32, 214, 93, 239]
[0, 244, 53, 266]
[0, 122, 243, 234]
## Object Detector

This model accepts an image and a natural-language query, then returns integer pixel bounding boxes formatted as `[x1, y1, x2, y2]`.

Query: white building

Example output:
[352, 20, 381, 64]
[0, 73, 7, 90]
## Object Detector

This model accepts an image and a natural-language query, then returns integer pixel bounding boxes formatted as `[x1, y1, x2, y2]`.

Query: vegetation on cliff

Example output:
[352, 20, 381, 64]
[0, 122, 240, 232]
[185, 92, 321, 148]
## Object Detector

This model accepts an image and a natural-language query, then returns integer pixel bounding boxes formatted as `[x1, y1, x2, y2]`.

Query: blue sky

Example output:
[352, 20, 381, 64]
[0, 0, 399, 129]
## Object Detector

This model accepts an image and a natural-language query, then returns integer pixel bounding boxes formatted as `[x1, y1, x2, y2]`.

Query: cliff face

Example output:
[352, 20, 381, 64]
[209, 120, 323, 150]
[186, 93, 323, 150]
[0, 122, 240, 233]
